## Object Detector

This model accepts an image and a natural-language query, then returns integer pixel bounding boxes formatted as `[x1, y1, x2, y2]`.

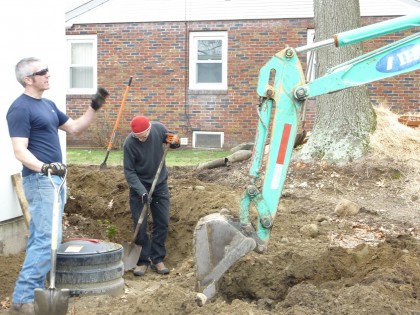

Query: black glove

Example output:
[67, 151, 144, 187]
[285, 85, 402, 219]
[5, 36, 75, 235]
[165, 132, 180, 149]
[141, 193, 149, 205]
[41, 162, 67, 177]
[91, 87, 109, 111]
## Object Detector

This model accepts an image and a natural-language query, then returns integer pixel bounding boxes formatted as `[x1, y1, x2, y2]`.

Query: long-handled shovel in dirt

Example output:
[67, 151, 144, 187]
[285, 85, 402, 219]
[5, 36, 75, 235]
[122, 144, 169, 271]
[34, 170, 69, 315]
[100, 76, 133, 170]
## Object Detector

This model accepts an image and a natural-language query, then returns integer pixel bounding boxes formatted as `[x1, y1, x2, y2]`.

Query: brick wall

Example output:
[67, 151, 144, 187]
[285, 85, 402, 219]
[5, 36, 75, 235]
[66, 17, 419, 148]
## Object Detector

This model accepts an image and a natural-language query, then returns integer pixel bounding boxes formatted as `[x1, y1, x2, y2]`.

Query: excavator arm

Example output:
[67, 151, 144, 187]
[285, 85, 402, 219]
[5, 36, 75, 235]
[194, 13, 420, 300]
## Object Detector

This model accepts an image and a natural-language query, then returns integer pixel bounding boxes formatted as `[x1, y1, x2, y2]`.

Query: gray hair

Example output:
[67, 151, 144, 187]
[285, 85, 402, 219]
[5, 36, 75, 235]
[15, 57, 41, 87]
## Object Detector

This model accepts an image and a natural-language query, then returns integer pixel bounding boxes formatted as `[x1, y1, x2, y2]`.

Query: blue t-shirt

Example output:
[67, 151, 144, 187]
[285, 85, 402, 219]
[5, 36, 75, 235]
[6, 94, 69, 177]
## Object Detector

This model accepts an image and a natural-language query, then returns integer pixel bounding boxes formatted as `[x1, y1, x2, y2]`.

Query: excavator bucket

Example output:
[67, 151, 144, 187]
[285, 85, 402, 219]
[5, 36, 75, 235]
[193, 213, 256, 299]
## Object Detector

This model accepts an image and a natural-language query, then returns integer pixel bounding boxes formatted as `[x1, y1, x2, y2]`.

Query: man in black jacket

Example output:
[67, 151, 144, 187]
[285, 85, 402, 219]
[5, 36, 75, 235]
[123, 115, 180, 276]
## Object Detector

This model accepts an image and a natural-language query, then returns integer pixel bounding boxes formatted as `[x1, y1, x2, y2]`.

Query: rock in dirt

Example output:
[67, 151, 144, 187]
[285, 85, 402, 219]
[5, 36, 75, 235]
[299, 223, 318, 238]
[334, 198, 360, 216]
[195, 293, 207, 306]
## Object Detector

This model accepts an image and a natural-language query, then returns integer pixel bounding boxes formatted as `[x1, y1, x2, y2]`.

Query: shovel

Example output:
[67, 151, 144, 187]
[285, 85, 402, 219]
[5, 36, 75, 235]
[34, 170, 69, 315]
[100, 76, 133, 170]
[122, 144, 169, 271]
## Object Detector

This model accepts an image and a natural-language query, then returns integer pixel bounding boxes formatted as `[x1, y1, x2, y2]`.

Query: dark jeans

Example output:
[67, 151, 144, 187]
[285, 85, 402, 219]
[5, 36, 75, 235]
[129, 181, 170, 266]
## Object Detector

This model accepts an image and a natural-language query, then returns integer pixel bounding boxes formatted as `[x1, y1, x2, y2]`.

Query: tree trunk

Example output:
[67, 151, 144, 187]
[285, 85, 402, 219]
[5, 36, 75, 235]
[299, 0, 376, 163]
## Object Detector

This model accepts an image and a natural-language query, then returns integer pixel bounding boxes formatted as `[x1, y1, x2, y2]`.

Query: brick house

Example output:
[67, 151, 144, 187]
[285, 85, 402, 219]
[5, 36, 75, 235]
[65, 0, 419, 149]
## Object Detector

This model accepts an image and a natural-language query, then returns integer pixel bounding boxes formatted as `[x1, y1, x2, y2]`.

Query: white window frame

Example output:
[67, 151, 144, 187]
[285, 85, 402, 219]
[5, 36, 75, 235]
[189, 31, 228, 91]
[66, 35, 97, 95]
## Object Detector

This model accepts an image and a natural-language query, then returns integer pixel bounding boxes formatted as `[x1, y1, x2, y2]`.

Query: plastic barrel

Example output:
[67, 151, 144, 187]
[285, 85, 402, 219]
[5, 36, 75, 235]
[55, 239, 124, 296]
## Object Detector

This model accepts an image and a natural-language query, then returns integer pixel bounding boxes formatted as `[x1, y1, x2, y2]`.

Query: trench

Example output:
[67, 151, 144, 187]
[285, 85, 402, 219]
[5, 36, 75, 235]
[216, 235, 419, 311]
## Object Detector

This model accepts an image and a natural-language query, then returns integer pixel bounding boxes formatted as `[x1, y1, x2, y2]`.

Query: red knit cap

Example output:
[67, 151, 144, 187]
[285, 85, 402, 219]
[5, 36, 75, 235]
[130, 116, 151, 133]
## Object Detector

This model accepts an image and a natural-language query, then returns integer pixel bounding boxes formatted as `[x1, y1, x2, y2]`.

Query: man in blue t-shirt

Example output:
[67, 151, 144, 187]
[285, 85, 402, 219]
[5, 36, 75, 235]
[6, 57, 108, 315]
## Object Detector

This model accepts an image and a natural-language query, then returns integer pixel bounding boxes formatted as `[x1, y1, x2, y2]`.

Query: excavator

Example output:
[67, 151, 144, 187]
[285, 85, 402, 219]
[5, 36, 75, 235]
[193, 13, 420, 299]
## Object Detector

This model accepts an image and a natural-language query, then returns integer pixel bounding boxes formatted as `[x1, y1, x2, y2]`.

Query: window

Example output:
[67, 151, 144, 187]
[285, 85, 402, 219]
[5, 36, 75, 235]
[66, 35, 97, 94]
[189, 31, 228, 90]
[192, 131, 224, 149]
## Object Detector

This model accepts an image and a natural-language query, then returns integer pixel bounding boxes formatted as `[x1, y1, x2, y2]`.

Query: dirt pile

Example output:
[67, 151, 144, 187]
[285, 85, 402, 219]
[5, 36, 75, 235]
[1, 155, 419, 315]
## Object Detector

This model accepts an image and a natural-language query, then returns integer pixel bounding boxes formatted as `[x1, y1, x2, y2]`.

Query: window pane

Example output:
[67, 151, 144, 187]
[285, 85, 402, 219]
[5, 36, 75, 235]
[197, 40, 222, 61]
[70, 67, 93, 88]
[71, 43, 93, 64]
[197, 63, 222, 83]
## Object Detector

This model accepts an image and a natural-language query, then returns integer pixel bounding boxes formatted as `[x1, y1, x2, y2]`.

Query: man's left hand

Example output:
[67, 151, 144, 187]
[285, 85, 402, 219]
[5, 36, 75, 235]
[165, 132, 180, 149]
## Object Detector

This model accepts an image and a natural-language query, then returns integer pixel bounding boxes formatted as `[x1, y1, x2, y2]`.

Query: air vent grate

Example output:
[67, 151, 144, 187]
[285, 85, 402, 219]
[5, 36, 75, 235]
[192, 131, 224, 149]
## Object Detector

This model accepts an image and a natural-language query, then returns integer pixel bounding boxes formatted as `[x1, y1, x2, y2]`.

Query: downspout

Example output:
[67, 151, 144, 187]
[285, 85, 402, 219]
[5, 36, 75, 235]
[184, 0, 192, 134]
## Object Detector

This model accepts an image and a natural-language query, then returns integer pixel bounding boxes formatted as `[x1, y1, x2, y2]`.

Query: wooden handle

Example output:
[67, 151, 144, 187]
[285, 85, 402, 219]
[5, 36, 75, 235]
[11, 173, 30, 228]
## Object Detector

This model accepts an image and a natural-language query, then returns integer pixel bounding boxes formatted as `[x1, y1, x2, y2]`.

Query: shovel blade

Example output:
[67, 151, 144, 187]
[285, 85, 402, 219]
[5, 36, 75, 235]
[34, 288, 69, 315]
[122, 242, 142, 271]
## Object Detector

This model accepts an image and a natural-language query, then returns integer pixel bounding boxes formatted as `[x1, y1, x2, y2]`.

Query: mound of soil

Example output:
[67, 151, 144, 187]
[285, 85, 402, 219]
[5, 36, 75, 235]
[1, 155, 419, 315]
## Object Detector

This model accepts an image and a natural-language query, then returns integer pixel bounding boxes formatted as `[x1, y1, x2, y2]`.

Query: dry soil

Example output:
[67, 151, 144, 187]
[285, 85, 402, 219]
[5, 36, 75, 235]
[1, 154, 419, 315]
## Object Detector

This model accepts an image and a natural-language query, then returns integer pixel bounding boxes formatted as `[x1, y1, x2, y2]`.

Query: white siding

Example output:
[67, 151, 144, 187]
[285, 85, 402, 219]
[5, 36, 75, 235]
[185, 0, 315, 21]
[65, 0, 419, 25]
[0, 0, 67, 222]
[361, 0, 419, 16]
[66, 0, 89, 12]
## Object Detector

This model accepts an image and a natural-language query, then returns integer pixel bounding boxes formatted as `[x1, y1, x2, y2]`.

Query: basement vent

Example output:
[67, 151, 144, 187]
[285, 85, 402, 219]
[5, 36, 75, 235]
[193, 131, 224, 149]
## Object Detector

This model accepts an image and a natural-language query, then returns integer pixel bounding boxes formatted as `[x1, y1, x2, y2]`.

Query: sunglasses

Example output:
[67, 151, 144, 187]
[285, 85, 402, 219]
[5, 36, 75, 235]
[30, 68, 49, 76]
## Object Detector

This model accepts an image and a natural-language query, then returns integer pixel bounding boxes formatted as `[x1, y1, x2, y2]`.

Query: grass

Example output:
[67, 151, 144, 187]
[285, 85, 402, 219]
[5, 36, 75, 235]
[66, 148, 232, 167]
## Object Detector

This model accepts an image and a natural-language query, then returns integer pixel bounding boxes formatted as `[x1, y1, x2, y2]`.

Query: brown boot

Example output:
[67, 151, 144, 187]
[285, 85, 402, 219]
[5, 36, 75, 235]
[9, 302, 35, 315]
[151, 262, 170, 275]
[133, 264, 148, 276]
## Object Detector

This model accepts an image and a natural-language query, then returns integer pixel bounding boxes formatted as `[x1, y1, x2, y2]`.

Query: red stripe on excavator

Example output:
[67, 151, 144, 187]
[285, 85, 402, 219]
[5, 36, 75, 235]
[277, 124, 292, 165]
[271, 123, 292, 190]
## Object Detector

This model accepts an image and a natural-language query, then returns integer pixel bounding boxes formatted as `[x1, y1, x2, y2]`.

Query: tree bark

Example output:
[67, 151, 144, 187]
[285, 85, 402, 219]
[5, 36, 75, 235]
[299, 0, 376, 163]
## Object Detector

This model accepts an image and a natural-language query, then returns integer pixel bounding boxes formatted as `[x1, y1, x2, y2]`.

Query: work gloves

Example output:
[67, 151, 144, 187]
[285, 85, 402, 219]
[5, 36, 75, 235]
[141, 193, 150, 206]
[41, 162, 67, 177]
[165, 132, 180, 149]
[91, 87, 110, 111]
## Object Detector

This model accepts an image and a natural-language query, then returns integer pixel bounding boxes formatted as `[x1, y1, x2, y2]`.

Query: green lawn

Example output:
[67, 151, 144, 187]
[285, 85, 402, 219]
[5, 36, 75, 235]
[66, 148, 232, 167]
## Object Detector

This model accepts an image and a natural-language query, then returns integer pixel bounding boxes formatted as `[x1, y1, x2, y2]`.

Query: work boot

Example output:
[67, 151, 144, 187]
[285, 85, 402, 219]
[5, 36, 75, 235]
[133, 264, 148, 276]
[9, 302, 35, 315]
[151, 262, 170, 275]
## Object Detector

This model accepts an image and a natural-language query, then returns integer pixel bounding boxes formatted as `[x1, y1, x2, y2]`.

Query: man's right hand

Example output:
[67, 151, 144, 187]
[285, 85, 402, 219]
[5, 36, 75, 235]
[41, 162, 67, 177]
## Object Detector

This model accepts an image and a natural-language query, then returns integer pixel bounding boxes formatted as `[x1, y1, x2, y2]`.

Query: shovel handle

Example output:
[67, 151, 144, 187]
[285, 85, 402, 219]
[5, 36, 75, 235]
[48, 171, 67, 289]
[131, 203, 148, 243]
[148, 144, 169, 198]
[11, 173, 30, 227]
[106, 76, 133, 152]
[100, 77, 133, 169]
